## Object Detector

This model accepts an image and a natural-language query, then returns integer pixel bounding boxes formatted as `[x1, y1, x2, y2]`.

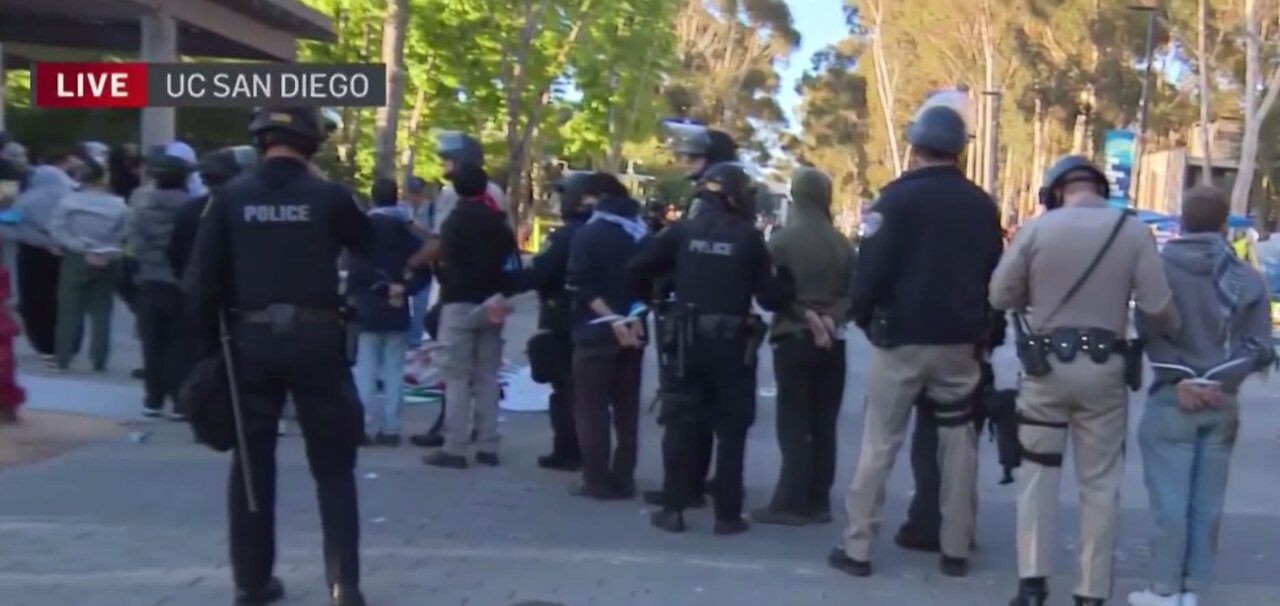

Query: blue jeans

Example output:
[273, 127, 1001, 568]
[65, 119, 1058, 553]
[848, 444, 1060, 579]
[407, 283, 432, 347]
[1137, 385, 1239, 594]
[353, 331, 409, 435]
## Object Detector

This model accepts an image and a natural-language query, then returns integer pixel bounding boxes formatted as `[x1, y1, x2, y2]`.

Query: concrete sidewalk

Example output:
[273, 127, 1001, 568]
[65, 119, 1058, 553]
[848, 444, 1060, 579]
[1, 296, 1278, 605]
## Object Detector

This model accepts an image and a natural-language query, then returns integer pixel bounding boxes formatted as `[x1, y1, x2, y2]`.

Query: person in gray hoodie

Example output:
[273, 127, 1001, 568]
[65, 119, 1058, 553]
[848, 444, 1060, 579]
[12, 151, 81, 362]
[48, 142, 129, 371]
[130, 143, 197, 418]
[1130, 185, 1277, 606]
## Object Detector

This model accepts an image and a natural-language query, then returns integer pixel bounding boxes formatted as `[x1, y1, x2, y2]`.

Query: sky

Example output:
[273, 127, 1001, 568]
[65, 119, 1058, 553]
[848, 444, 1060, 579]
[778, 0, 850, 132]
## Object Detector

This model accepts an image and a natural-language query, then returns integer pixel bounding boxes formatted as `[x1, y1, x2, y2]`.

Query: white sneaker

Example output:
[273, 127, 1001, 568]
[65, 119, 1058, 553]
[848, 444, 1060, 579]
[1178, 593, 1198, 606]
[1128, 590, 1181, 606]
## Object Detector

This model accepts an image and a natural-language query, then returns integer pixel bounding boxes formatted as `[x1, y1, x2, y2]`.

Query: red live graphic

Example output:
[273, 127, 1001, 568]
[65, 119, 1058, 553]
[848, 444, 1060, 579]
[31, 63, 148, 108]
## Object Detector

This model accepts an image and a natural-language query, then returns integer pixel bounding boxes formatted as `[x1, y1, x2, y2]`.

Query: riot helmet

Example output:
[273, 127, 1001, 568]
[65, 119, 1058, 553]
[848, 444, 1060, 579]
[554, 170, 594, 219]
[145, 142, 197, 189]
[436, 131, 484, 175]
[695, 162, 758, 213]
[663, 122, 738, 179]
[1039, 155, 1109, 210]
[905, 105, 968, 158]
[198, 145, 258, 188]
[248, 106, 327, 157]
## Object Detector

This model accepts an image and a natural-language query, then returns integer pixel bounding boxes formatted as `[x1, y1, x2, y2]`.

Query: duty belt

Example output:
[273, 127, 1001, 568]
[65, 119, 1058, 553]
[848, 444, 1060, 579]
[239, 304, 342, 327]
[1029, 327, 1126, 364]
[693, 314, 749, 339]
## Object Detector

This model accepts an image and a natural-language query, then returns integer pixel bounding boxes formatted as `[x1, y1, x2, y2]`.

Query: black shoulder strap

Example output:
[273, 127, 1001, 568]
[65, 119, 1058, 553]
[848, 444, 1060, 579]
[1037, 209, 1131, 326]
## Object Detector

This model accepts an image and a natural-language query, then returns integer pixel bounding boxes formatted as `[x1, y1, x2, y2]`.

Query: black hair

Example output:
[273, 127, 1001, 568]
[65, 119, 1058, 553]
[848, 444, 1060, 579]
[584, 173, 630, 199]
[1182, 185, 1230, 233]
[370, 177, 399, 207]
[154, 170, 189, 191]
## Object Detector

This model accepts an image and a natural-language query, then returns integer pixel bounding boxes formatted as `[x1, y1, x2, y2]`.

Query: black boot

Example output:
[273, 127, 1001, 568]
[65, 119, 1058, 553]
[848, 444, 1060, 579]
[1073, 597, 1104, 606]
[330, 584, 366, 606]
[713, 517, 750, 535]
[650, 509, 686, 533]
[233, 577, 284, 606]
[894, 524, 941, 553]
[537, 451, 582, 472]
[1009, 578, 1048, 606]
[643, 489, 706, 508]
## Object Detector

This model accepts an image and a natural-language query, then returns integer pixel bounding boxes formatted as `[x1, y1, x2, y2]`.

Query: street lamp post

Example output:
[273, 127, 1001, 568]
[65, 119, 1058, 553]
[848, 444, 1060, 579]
[1130, 3, 1159, 207]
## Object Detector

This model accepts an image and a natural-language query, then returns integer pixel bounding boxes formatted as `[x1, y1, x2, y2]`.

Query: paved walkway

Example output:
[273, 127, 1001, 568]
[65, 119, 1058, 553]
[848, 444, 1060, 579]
[1, 298, 1279, 605]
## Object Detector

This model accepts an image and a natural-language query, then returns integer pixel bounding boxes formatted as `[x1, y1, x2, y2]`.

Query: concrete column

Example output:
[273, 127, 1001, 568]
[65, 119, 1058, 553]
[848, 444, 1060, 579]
[139, 12, 177, 149]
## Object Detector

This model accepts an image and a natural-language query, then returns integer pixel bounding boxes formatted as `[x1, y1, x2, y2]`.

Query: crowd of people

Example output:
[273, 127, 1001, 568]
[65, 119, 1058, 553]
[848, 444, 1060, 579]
[0, 95, 1273, 606]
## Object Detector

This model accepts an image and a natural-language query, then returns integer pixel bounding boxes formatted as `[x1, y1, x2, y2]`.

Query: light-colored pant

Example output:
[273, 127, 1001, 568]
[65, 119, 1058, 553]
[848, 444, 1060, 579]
[407, 285, 431, 347]
[437, 302, 504, 456]
[1016, 356, 1128, 600]
[1138, 386, 1238, 595]
[843, 344, 980, 561]
[353, 331, 409, 435]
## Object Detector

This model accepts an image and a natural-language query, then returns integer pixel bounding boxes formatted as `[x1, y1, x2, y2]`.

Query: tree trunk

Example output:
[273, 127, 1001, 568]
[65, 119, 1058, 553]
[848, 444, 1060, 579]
[867, 0, 903, 177]
[1196, 0, 1213, 184]
[372, 0, 409, 180]
[399, 87, 427, 185]
[1231, 0, 1280, 215]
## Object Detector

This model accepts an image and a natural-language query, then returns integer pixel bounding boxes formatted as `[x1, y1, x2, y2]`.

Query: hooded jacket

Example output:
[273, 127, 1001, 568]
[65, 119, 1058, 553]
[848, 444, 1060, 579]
[127, 186, 189, 284]
[568, 195, 647, 346]
[768, 167, 855, 338]
[11, 166, 77, 249]
[1138, 232, 1276, 394]
[49, 186, 129, 255]
[346, 206, 430, 332]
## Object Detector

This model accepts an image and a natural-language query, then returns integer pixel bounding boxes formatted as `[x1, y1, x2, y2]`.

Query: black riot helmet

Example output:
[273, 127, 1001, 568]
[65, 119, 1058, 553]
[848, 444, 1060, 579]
[248, 106, 326, 157]
[905, 105, 968, 158]
[696, 162, 758, 213]
[554, 170, 594, 219]
[436, 131, 484, 169]
[198, 145, 258, 188]
[664, 122, 738, 179]
[1039, 155, 1109, 210]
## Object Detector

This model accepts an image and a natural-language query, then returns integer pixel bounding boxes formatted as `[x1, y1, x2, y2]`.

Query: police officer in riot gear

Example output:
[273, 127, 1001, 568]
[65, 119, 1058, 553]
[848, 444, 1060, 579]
[629, 162, 793, 535]
[515, 171, 596, 471]
[170, 146, 258, 279]
[830, 103, 1002, 579]
[639, 124, 739, 509]
[990, 155, 1178, 606]
[184, 106, 373, 606]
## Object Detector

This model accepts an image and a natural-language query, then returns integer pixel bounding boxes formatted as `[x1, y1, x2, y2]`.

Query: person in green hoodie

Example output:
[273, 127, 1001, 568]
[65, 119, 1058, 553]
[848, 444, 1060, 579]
[752, 167, 855, 526]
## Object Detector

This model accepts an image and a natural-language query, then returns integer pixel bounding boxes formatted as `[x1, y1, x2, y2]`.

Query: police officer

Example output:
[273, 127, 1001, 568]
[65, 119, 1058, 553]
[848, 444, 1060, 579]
[828, 104, 1002, 579]
[629, 162, 792, 534]
[516, 171, 596, 471]
[639, 124, 739, 509]
[183, 107, 373, 606]
[989, 156, 1179, 606]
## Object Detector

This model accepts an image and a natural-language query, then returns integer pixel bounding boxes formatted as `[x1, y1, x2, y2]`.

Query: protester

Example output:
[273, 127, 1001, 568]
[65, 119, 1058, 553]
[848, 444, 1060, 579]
[348, 177, 429, 447]
[422, 163, 519, 469]
[403, 175, 434, 347]
[48, 142, 128, 372]
[12, 150, 81, 366]
[129, 143, 197, 418]
[109, 144, 143, 313]
[1128, 185, 1276, 606]
[565, 173, 648, 499]
[754, 167, 853, 526]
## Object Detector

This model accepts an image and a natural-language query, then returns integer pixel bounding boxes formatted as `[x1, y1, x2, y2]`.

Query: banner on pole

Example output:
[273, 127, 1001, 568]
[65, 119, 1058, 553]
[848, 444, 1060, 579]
[1103, 130, 1135, 206]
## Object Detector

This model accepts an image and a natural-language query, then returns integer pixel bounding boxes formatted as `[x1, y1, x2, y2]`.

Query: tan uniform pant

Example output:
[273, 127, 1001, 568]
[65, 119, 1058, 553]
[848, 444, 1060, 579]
[843, 344, 980, 561]
[1016, 356, 1128, 600]
[437, 303, 505, 457]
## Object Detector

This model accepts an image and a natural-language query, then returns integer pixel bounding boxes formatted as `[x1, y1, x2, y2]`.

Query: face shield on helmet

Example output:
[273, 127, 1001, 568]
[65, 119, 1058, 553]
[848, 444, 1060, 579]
[905, 89, 975, 163]
[662, 121, 712, 176]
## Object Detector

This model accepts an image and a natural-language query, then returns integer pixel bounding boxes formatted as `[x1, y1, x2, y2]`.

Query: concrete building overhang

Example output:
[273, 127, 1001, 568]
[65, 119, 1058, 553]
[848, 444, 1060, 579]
[0, 0, 335, 63]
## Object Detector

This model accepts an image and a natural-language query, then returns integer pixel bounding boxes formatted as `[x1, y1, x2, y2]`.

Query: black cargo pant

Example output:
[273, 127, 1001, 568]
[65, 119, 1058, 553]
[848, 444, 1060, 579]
[660, 332, 755, 520]
[901, 359, 993, 541]
[768, 333, 846, 515]
[228, 322, 363, 592]
[653, 317, 713, 499]
[16, 243, 61, 356]
[573, 343, 643, 488]
[547, 331, 580, 460]
[137, 281, 190, 412]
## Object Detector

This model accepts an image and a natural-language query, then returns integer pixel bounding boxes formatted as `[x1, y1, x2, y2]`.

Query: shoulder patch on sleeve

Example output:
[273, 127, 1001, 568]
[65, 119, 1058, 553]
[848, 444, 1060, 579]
[861, 211, 884, 238]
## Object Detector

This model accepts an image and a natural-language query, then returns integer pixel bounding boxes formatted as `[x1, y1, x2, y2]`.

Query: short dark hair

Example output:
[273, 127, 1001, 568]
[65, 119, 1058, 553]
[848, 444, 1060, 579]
[1181, 184, 1230, 233]
[583, 173, 629, 199]
[370, 177, 399, 207]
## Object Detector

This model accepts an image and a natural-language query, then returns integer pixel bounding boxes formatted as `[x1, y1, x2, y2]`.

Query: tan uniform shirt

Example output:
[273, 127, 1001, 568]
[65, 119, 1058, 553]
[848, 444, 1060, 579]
[989, 200, 1180, 336]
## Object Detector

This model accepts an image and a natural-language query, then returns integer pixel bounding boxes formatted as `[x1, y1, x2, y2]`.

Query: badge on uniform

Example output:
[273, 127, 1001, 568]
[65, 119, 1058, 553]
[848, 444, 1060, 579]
[862, 211, 884, 237]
